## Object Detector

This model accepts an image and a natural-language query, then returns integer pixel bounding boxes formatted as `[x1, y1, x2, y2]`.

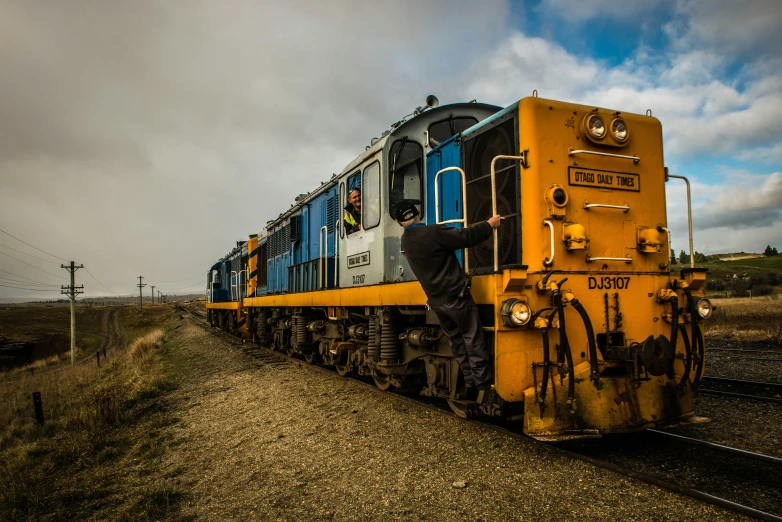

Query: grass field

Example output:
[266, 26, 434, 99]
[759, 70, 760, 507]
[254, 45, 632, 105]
[0, 305, 186, 520]
[705, 296, 782, 342]
[694, 255, 782, 283]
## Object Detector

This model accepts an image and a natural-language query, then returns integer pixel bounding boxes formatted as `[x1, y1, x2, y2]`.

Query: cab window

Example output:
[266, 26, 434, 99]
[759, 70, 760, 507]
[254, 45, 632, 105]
[428, 116, 478, 148]
[388, 138, 423, 218]
[363, 161, 380, 230]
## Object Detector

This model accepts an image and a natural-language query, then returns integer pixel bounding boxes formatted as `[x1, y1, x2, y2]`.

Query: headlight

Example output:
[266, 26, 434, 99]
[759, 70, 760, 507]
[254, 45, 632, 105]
[611, 118, 628, 142]
[696, 298, 713, 320]
[501, 298, 532, 327]
[587, 116, 606, 139]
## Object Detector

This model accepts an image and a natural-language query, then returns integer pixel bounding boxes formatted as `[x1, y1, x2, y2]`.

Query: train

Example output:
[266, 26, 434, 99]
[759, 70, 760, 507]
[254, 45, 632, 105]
[205, 93, 712, 439]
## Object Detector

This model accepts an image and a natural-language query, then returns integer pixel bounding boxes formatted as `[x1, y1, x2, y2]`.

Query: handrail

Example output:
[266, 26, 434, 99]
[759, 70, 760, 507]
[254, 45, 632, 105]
[584, 203, 630, 212]
[239, 269, 247, 300]
[667, 174, 694, 268]
[318, 226, 327, 289]
[490, 154, 527, 272]
[334, 223, 339, 287]
[435, 166, 469, 272]
[661, 226, 671, 264]
[543, 220, 555, 266]
[569, 148, 640, 164]
[230, 271, 237, 301]
[587, 256, 632, 263]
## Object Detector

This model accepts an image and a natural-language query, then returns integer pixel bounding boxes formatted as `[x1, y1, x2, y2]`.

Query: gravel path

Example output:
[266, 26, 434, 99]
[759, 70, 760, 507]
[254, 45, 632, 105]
[152, 319, 749, 521]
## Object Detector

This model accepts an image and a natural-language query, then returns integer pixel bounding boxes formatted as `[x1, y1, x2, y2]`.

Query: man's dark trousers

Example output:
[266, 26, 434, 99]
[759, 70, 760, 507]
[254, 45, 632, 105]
[430, 294, 493, 389]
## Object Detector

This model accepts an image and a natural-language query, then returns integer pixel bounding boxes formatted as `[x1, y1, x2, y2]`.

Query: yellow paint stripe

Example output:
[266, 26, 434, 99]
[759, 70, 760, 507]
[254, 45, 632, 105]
[243, 275, 502, 307]
[206, 302, 242, 310]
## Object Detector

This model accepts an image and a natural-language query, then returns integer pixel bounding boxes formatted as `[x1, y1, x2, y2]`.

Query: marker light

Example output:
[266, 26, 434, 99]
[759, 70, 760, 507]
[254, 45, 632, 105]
[501, 299, 532, 327]
[587, 116, 606, 139]
[696, 298, 713, 320]
[611, 119, 628, 142]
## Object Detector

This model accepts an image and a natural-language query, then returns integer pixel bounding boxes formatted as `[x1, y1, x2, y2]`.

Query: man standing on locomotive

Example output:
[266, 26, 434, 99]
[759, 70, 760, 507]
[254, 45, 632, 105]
[344, 188, 361, 234]
[394, 200, 501, 402]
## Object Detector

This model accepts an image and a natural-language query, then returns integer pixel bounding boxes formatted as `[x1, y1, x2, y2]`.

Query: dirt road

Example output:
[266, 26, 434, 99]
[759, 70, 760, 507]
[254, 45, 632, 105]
[105, 318, 747, 521]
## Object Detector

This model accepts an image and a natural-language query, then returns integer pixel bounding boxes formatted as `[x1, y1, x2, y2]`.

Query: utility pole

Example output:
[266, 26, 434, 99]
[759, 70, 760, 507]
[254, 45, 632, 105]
[137, 276, 146, 310]
[61, 261, 84, 366]
[158, 290, 161, 303]
[151, 285, 155, 304]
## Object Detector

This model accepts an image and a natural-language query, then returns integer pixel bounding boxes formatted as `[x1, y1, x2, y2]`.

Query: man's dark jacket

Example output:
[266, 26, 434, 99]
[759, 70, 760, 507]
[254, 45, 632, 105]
[401, 222, 492, 306]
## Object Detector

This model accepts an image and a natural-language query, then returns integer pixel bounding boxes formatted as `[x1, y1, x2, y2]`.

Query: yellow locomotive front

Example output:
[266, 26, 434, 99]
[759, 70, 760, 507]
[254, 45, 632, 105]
[470, 97, 709, 438]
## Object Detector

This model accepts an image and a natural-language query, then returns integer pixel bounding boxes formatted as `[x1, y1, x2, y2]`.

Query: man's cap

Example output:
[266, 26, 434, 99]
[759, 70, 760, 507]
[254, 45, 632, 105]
[393, 200, 420, 222]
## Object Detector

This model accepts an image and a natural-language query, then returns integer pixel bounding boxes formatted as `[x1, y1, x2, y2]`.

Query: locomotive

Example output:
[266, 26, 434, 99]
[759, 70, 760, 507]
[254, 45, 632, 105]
[206, 93, 712, 439]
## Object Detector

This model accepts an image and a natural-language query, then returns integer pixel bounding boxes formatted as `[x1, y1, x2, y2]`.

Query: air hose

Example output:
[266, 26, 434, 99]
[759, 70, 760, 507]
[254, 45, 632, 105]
[552, 289, 576, 409]
[570, 297, 603, 389]
[539, 328, 550, 417]
[681, 327, 692, 384]
[670, 296, 690, 385]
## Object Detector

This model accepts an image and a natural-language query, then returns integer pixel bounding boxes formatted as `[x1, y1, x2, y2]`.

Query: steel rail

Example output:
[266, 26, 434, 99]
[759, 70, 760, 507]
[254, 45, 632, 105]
[648, 429, 782, 466]
[702, 376, 782, 390]
[699, 389, 782, 404]
[181, 306, 782, 522]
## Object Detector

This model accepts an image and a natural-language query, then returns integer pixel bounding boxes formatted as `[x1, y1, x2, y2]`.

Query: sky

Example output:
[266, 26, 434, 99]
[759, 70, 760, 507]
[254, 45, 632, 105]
[1, 0, 781, 299]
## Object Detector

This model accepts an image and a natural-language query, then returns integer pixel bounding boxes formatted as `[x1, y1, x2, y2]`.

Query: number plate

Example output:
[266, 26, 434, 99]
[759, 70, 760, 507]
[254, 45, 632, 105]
[588, 276, 630, 290]
[569, 167, 640, 192]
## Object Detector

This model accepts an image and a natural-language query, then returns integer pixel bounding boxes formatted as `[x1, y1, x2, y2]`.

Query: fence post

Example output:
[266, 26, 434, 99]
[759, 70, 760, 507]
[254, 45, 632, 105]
[96, 351, 101, 367]
[32, 392, 44, 424]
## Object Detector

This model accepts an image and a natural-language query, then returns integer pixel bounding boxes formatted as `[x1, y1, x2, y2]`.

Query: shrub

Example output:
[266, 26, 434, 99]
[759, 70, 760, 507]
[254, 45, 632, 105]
[752, 284, 775, 297]
[129, 330, 165, 360]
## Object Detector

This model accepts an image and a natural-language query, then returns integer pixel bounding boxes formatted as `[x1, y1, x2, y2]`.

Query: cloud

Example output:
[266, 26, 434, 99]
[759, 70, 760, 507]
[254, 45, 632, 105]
[0, 0, 513, 297]
[694, 172, 782, 229]
[668, 0, 782, 57]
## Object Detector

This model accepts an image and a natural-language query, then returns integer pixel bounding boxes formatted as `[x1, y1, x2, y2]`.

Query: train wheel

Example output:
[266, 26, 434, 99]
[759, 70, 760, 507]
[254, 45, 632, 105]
[304, 352, 319, 364]
[447, 399, 474, 419]
[373, 375, 393, 391]
[335, 364, 351, 377]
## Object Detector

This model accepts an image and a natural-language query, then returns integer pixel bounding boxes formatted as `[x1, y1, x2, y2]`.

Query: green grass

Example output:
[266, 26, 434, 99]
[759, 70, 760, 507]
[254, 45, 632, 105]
[693, 255, 782, 281]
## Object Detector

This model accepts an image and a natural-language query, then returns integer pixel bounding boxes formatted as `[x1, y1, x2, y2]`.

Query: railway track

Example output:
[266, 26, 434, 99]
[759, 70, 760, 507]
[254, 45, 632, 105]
[178, 305, 782, 521]
[699, 376, 782, 404]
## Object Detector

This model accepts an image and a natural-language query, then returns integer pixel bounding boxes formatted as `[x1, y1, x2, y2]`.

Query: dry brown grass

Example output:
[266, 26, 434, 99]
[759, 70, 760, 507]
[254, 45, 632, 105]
[0, 313, 176, 519]
[705, 296, 782, 342]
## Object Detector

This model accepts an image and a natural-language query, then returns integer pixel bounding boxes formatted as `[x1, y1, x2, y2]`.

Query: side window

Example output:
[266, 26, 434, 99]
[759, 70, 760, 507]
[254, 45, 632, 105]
[388, 139, 423, 218]
[344, 172, 361, 236]
[362, 161, 380, 230]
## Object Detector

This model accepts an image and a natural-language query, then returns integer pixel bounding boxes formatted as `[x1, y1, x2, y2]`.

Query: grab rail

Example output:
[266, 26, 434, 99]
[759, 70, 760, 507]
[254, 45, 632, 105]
[584, 203, 630, 212]
[543, 220, 555, 266]
[318, 226, 327, 289]
[490, 154, 527, 272]
[435, 166, 469, 272]
[587, 256, 632, 264]
[569, 148, 640, 164]
[667, 174, 694, 268]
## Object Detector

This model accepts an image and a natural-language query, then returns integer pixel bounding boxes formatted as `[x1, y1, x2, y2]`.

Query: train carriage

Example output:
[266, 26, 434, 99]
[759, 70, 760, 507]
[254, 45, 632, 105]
[206, 94, 711, 439]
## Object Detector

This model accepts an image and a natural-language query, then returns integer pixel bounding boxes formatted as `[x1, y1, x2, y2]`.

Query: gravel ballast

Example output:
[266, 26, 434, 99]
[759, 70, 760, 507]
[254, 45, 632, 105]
[148, 320, 751, 521]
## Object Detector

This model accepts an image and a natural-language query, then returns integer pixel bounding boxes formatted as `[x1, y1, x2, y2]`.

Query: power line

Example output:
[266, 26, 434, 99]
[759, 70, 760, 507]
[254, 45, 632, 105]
[160, 281, 206, 292]
[0, 268, 60, 285]
[0, 243, 60, 263]
[0, 283, 60, 291]
[0, 251, 68, 281]
[0, 227, 68, 262]
[0, 276, 59, 287]
[83, 267, 121, 296]
[149, 275, 204, 283]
